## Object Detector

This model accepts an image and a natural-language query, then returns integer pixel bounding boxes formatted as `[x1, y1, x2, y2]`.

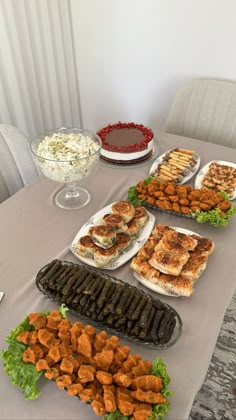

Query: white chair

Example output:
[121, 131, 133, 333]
[0, 124, 39, 203]
[165, 78, 236, 148]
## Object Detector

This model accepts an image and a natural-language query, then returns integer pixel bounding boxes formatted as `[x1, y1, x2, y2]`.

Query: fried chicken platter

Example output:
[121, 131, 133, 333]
[35, 259, 182, 348]
[0, 306, 173, 420]
[70, 201, 155, 269]
[149, 148, 200, 184]
[128, 177, 236, 226]
[130, 224, 214, 297]
[195, 160, 236, 200]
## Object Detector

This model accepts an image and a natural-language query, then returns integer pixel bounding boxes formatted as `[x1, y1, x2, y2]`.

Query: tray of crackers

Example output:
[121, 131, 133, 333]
[149, 148, 200, 184]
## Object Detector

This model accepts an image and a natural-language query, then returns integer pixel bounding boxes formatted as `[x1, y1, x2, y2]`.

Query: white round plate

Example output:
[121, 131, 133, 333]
[70, 203, 155, 270]
[149, 149, 200, 184]
[132, 226, 201, 297]
[195, 160, 236, 200]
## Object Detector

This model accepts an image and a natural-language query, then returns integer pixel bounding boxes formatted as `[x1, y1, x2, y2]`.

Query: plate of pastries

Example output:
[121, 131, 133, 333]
[70, 201, 155, 269]
[130, 224, 215, 297]
[195, 160, 236, 200]
[149, 148, 200, 183]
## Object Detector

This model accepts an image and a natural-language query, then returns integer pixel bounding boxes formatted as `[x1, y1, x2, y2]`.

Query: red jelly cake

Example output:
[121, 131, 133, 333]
[97, 122, 154, 163]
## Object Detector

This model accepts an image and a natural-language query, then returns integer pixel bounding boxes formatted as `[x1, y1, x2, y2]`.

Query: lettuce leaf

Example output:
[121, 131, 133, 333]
[191, 206, 236, 227]
[0, 305, 68, 400]
[0, 315, 43, 400]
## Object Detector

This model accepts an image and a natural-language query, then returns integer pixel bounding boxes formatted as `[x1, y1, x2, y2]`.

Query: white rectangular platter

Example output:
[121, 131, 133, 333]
[70, 202, 155, 270]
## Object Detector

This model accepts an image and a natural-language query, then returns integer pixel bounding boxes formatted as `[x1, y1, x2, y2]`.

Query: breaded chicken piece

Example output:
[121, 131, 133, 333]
[132, 403, 153, 420]
[103, 385, 117, 413]
[93, 330, 108, 354]
[93, 349, 114, 372]
[131, 389, 167, 404]
[67, 382, 83, 396]
[70, 323, 83, 352]
[56, 374, 72, 389]
[37, 329, 60, 348]
[44, 365, 61, 380]
[96, 371, 113, 385]
[78, 364, 95, 383]
[91, 394, 106, 416]
[28, 313, 47, 330]
[58, 319, 72, 332]
[131, 375, 163, 392]
[121, 354, 141, 374]
[116, 387, 135, 416]
[60, 358, 74, 375]
[77, 333, 92, 360]
[113, 371, 132, 388]
[104, 336, 120, 350]
[132, 360, 152, 377]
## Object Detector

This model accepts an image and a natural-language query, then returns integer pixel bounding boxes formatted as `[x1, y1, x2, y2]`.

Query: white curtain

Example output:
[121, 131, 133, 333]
[0, 0, 82, 141]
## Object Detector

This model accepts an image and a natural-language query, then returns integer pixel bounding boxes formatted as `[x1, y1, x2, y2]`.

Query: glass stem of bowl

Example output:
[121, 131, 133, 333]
[65, 182, 80, 199]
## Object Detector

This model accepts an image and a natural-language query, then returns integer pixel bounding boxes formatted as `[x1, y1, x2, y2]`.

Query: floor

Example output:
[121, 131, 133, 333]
[189, 290, 236, 420]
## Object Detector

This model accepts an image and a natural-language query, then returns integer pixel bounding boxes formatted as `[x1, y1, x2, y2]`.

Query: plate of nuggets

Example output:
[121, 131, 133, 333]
[70, 200, 155, 269]
[195, 160, 236, 200]
[149, 148, 200, 184]
[130, 224, 215, 297]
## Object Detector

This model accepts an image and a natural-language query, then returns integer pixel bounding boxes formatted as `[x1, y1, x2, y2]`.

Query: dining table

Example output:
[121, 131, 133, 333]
[0, 130, 236, 420]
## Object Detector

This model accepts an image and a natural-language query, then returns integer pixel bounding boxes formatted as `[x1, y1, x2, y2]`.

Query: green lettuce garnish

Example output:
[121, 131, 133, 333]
[0, 305, 68, 400]
[191, 206, 236, 227]
[0, 315, 43, 399]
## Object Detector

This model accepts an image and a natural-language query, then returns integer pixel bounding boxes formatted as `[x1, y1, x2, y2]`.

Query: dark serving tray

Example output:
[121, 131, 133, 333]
[35, 259, 182, 350]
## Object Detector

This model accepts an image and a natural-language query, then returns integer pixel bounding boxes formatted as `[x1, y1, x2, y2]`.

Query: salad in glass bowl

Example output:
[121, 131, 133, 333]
[30, 127, 102, 209]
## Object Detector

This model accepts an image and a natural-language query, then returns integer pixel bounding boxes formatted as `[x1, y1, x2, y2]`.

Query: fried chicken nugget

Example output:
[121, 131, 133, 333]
[60, 358, 74, 375]
[217, 200, 232, 211]
[77, 333, 92, 360]
[168, 195, 179, 203]
[188, 189, 201, 201]
[132, 360, 152, 377]
[131, 375, 163, 392]
[37, 329, 60, 348]
[176, 185, 188, 199]
[121, 354, 141, 374]
[96, 371, 113, 385]
[70, 323, 82, 352]
[91, 395, 106, 416]
[29, 313, 47, 330]
[113, 371, 132, 388]
[104, 336, 120, 350]
[67, 382, 84, 396]
[172, 203, 181, 213]
[110, 346, 130, 374]
[164, 183, 176, 196]
[44, 365, 61, 380]
[78, 364, 95, 383]
[23, 347, 38, 364]
[93, 330, 108, 354]
[132, 403, 152, 420]
[116, 387, 135, 416]
[130, 389, 167, 404]
[93, 349, 114, 372]
[199, 203, 211, 211]
[103, 385, 117, 413]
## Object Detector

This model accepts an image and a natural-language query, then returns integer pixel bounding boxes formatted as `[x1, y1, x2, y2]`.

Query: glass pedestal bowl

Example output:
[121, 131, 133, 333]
[30, 127, 102, 210]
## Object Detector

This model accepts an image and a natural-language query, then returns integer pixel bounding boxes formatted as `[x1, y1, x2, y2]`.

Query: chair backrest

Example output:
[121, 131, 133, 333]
[164, 78, 236, 148]
[0, 124, 39, 203]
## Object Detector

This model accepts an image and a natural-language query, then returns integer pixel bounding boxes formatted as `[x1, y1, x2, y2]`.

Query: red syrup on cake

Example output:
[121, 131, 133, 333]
[97, 122, 154, 164]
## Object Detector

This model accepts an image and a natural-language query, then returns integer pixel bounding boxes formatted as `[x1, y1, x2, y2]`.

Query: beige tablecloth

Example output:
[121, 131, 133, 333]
[0, 131, 236, 420]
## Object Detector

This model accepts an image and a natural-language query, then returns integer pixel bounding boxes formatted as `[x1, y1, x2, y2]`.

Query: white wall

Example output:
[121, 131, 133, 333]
[71, 0, 236, 131]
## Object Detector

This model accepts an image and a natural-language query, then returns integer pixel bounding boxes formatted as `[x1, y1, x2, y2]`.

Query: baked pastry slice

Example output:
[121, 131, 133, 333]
[76, 235, 95, 258]
[149, 250, 184, 276]
[155, 237, 189, 265]
[130, 255, 160, 283]
[111, 201, 135, 223]
[126, 219, 141, 237]
[93, 245, 118, 266]
[157, 274, 194, 297]
[151, 224, 173, 240]
[191, 235, 215, 256]
[90, 225, 116, 249]
[163, 229, 198, 251]
[132, 206, 148, 228]
[115, 233, 132, 253]
[181, 254, 208, 282]
[102, 213, 127, 233]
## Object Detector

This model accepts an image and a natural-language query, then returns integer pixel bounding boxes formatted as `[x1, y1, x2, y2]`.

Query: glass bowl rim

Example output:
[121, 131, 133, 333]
[30, 126, 102, 163]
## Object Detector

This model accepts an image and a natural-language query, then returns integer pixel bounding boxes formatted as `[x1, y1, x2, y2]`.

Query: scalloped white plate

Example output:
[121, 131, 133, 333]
[149, 149, 200, 184]
[70, 203, 155, 270]
[195, 160, 236, 200]
[132, 226, 201, 297]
